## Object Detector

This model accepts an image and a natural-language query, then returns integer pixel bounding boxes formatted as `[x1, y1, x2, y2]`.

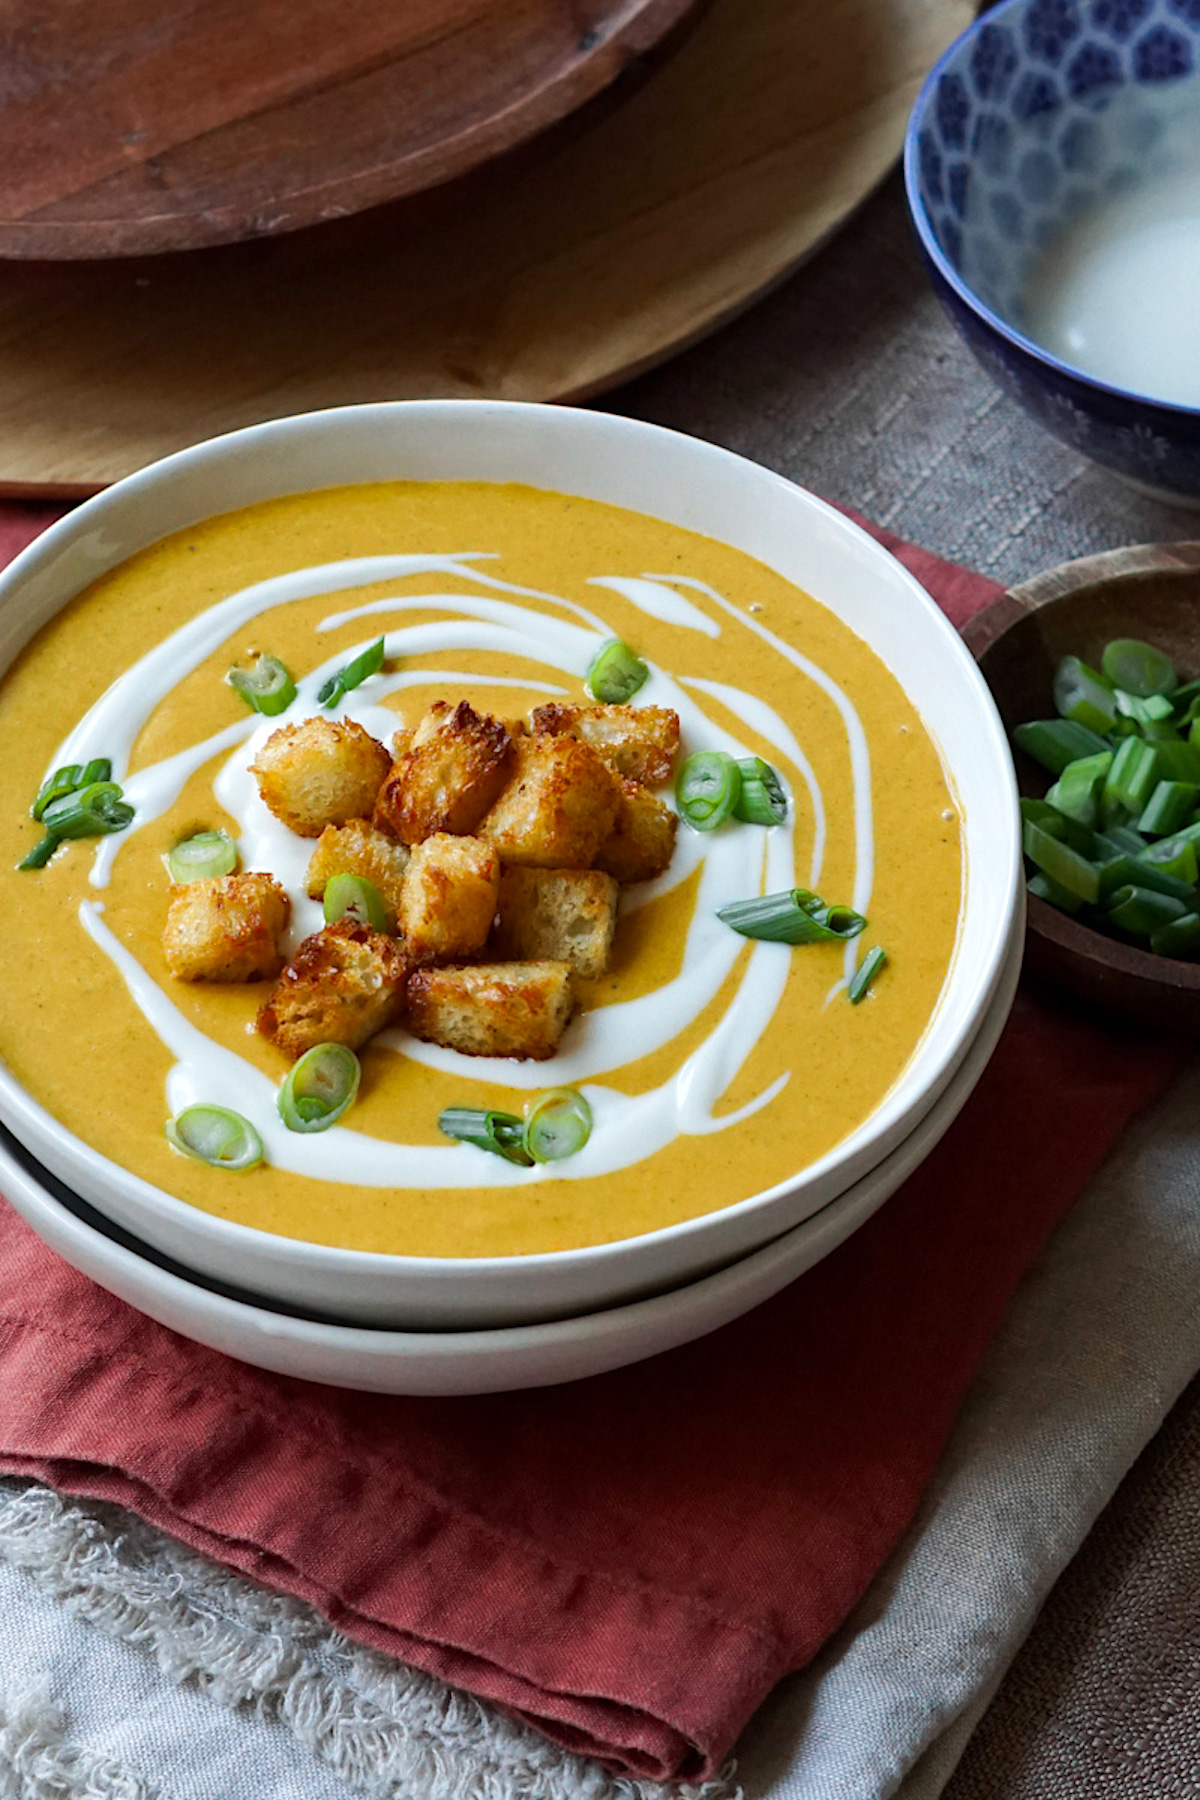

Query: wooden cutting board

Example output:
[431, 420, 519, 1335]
[0, 0, 973, 493]
[0, 0, 704, 257]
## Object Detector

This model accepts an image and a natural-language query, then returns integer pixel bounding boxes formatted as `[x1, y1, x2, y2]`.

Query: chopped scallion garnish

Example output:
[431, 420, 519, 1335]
[717, 887, 867, 944]
[40, 781, 135, 840]
[323, 872, 389, 931]
[1101, 638, 1176, 699]
[439, 1106, 533, 1166]
[848, 945, 887, 1003]
[586, 638, 649, 704]
[165, 1105, 263, 1171]
[166, 829, 238, 884]
[676, 751, 742, 833]
[228, 653, 296, 717]
[277, 1043, 361, 1134]
[523, 1089, 593, 1163]
[732, 757, 788, 826]
[318, 637, 386, 708]
[1053, 656, 1117, 733]
[18, 832, 60, 871]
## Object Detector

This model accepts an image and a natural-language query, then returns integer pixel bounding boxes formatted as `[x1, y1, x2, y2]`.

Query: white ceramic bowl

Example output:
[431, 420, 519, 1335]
[0, 896, 1022, 1393]
[0, 402, 1021, 1326]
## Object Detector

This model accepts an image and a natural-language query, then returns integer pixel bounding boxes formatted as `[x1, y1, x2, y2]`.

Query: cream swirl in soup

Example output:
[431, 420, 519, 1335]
[0, 483, 963, 1257]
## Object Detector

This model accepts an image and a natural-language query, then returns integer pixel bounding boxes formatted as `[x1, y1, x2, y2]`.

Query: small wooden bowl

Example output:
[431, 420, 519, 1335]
[964, 543, 1200, 1035]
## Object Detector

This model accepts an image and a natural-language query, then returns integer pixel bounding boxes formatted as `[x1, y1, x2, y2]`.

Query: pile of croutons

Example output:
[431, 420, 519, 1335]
[162, 697, 680, 1062]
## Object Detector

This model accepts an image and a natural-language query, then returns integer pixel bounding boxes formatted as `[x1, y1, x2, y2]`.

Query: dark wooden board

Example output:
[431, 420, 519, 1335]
[965, 543, 1200, 1035]
[0, 0, 703, 257]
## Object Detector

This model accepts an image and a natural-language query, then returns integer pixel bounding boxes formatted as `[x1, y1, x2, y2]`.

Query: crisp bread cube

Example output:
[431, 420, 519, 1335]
[375, 701, 514, 843]
[493, 866, 618, 978]
[480, 736, 619, 869]
[256, 920, 410, 1060]
[163, 873, 290, 983]
[251, 717, 391, 838]
[407, 960, 574, 1060]
[399, 833, 500, 962]
[305, 820, 410, 927]
[530, 702, 680, 784]
[594, 779, 678, 884]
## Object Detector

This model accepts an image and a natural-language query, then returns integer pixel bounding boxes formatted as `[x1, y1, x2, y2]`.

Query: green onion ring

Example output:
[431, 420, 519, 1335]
[40, 781, 135, 840]
[278, 1043, 362, 1134]
[676, 751, 742, 833]
[848, 945, 888, 1003]
[18, 833, 60, 871]
[31, 764, 82, 821]
[717, 888, 867, 943]
[319, 637, 386, 708]
[585, 638, 649, 704]
[732, 757, 788, 826]
[323, 871, 389, 931]
[1102, 638, 1176, 699]
[439, 1106, 533, 1166]
[523, 1089, 593, 1164]
[166, 829, 238, 884]
[165, 1105, 263, 1171]
[228, 653, 297, 717]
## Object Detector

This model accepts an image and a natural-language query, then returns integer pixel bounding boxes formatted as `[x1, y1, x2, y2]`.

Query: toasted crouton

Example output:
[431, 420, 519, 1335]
[530, 703, 680, 784]
[305, 820, 410, 926]
[375, 701, 514, 843]
[251, 718, 391, 838]
[399, 833, 500, 962]
[594, 779, 678, 884]
[407, 961, 574, 1060]
[257, 920, 410, 1060]
[493, 866, 618, 978]
[163, 873, 289, 983]
[480, 736, 619, 869]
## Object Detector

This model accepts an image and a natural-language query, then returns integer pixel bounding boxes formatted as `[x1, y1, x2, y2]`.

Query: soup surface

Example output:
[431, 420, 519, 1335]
[0, 482, 963, 1257]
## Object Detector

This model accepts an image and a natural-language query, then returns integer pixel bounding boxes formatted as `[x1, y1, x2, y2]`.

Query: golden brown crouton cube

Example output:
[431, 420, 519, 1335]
[257, 921, 410, 1060]
[399, 833, 500, 962]
[493, 867, 618, 978]
[594, 779, 678, 884]
[407, 961, 574, 1061]
[251, 718, 391, 839]
[163, 873, 290, 983]
[479, 736, 619, 870]
[305, 821, 410, 928]
[530, 703, 680, 784]
[375, 702, 514, 844]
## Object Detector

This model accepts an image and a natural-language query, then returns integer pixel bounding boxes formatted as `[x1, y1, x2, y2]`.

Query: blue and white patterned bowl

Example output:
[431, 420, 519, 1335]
[904, 0, 1200, 502]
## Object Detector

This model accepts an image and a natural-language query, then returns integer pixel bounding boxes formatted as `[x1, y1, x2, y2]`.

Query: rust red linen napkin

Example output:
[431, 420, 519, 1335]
[0, 502, 1186, 1782]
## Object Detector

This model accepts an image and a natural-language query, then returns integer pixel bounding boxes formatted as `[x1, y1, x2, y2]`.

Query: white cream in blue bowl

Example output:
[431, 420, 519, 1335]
[905, 0, 1200, 503]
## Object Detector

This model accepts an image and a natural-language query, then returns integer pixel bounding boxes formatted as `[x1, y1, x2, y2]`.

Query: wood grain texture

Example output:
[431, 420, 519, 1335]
[0, 0, 704, 257]
[0, 0, 972, 491]
[965, 543, 1200, 1036]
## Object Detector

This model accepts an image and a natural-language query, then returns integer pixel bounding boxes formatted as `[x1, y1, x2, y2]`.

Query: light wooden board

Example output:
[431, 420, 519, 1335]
[0, 0, 973, 491]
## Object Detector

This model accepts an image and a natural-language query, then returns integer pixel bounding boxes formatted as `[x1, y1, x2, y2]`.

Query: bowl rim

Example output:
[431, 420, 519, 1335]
[0, 398, 1022, 1280]
[902, 0, 1200, 424]
[965, 537, 1200, 1000]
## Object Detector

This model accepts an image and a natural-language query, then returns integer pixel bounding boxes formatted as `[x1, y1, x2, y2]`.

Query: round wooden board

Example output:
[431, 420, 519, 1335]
[0, 0, 973, 493]
[0, 0, 705, 260]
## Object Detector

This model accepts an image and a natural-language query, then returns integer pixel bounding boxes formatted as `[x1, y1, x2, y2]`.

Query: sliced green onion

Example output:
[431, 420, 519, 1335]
[228, 653, 296, 717]
[585, 638, 649, 704]
[1054, 656, 1117, 733]
[31, 764, 82, 820]
[1137, 835, 1199, 886]
[1105, 736, 1162, 814]
[848, 945, 887, 1002]
[1137, 780, 1199, 838]
[676, 751, 742, 833]
[1115, 688, 1175, 725]
[439, 1106, 533, 1166]
[718, 888, 867, 944]
[1102, 638, 1176, 698]
[732, 757, 788, 826]
[1027, 871, 1084, 914]
[277, 1043, 361, 1134]
[1150, 912, 1200, 957]
[166, 829, 238, 884]
[1094, 823, 1147, 858]
[1012, 719, 1110, 776]
[40, 781, 135, 839]
[323, 871, 388, 931]
[18, 832, 60, 871]
[165, 1105, 263, 1171]
[1097, 853, 1196, 903]
[1045, 751, 1112, 828]
[318, 636, 386, 708]
[1019, 796, 1094, 857]
[523, 1089, 593, 1163]
[1105, 884, 1189, 936]
[1022, 819, 1100, 903]
[1150, 738, 1200, 785]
